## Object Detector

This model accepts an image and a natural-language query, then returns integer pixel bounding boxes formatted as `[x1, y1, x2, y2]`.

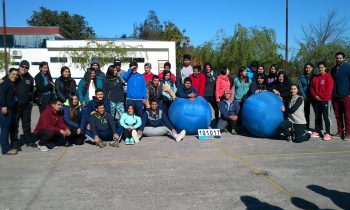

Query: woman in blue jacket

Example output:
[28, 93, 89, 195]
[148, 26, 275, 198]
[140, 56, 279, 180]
[77, 69, 103, 108]
[298, 63, 314, 129]
[233, 67, 252, 103]
[63, 95, 84, 146]
[120, 104, 142, 145]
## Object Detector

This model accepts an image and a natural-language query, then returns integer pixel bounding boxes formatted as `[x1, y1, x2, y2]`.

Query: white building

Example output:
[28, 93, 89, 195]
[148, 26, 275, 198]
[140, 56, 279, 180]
[0, 27, 176, 79]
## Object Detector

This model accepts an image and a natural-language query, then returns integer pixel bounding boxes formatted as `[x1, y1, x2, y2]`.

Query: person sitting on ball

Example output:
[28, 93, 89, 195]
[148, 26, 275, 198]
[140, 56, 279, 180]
[218, 89, 240, 134]
[139, 100, 186, 142]
[176, 77, 199, 101]
[278, 84, 311, 143]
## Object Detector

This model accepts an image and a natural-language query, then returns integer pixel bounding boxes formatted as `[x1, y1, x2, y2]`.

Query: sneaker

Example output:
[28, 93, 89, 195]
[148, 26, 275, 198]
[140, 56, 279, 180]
[26, 142, 37, 147]
[129, 137, 135, 145]
[84, 134, 94, 142]
[344, 135, 350, 141]
[38, 145, 49, 152]
[131, 130, 139, 143]
[332, 133, 343, 139]
[98, 141, 107, 148]
[6, 149, 18, 155]
[231, 129, 237, 135]
[46, 143, 58, 149]
[109, 140, 119, 147]
[323, 134, 331, 141]
[175, 130, 186, 142]
[287, 136, 293, 142]
[310, 132, 319, 138]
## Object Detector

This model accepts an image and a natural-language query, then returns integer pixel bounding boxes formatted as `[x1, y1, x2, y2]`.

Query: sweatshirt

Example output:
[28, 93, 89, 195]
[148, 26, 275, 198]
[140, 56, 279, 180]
[123, 68, 147, 100]
[215, 75, 232, 102]
[120, 113, 142, 129]
[310, 73, 334, 101]
[34, 105, 69, 135]
[233, 77, 252, 102]
[176, 85, 199, 98]
[140, 108, 174, 131]
[189, 73, 206, 97]
[331, 62, 350, 98]
[219, 99, 240, 119]
[90, 112, 117, 136]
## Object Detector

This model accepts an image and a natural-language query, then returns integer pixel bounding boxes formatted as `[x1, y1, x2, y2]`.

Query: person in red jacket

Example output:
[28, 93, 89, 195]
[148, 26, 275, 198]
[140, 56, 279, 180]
[189, 65, 206, 97]
[310, 61, 334, 141]
[159, 62, 176, 84]
[216, 67, 233, 102]
[143, 62, 155, 84]
[34, 98, 71, 151]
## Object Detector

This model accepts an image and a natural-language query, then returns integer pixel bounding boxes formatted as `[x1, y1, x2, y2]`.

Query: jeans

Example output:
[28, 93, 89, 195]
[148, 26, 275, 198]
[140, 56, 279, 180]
[332, 96, 350, 135]
[0, 109, 13, 154]
[10, 103, 34, 148]
[217, 118, 237, 132]
[85, 130, 114, 142]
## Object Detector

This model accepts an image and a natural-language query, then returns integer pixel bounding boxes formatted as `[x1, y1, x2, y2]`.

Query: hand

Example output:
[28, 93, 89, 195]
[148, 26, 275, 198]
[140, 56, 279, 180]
[65, 129, 71, 136]
[273, 89, 280, 95]
[131, 66, 138, 70]
[77, 128, 82, 135]
[229, 115, 238, 121]
[82, 101, 86, 108]
[94, 136, 101, 143]
[315, 96, 321, 101]
[59, 129, 66, 136]
[142, 99, 147, 105]
[128, 126, 134, 130]
[86, 124, 90, 131]
[189, 97, 195, 102]
[137, 130, 143, 136]
[113, 134, 119, 140]
[1, 107, 8, 115]
[281, 105, 286, 112]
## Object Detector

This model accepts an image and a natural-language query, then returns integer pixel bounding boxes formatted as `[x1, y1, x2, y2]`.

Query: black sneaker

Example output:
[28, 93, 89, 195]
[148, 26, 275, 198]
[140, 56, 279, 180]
[26, 142, 38, 148]
[46, 142, 58, 149]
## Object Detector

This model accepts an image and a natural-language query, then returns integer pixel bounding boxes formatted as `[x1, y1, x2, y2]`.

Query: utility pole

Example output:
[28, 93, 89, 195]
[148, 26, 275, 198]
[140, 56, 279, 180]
[2, 0, 8, 73]
[285, 0, 289, 74]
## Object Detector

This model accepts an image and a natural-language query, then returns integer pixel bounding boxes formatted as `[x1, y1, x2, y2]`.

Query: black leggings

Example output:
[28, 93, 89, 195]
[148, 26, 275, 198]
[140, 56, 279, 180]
[37, 130, 66, 146]
[279, 121, 310, 143]
[312, 101, 331, 134]
[123, 128, 135, 139]
[68, 127, 84, 145]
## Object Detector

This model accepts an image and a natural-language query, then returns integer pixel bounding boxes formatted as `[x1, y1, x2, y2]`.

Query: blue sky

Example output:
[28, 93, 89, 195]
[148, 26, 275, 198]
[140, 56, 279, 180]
[4, 0, 350, 54]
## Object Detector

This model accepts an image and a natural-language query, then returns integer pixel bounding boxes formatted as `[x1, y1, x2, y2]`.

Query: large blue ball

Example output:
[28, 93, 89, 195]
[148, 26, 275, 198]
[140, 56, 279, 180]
[242, 92, 284, 137]
[168, 97, 211, 134]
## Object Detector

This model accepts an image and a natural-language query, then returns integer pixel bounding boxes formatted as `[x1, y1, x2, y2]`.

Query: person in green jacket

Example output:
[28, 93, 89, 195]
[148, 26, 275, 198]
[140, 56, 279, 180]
[233, 67, 252, 103]
[120, 104, 142, 145]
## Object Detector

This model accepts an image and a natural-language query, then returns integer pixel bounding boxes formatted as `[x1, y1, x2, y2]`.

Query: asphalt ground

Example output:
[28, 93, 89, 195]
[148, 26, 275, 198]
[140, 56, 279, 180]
[0, 106, 349, 210]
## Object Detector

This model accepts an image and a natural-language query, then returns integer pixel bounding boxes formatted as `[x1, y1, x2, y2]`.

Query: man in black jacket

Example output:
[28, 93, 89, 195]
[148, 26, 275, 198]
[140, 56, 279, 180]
[10, 60, 36, 148]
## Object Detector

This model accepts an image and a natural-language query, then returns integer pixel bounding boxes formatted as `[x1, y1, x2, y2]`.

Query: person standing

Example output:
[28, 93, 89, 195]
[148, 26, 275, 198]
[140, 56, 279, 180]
[203, 62, 218, 125]
[77, 69, 103, 108]
[0, 68, 19, 155]
[215, 67, 233, 103]
[331, 52, 350, 141]
[123, 62, 147, 116]
[89, 59, 105, 82]
[233, 67, 252, 103]
[159, 62, 176, 84]
[310, 62, 334, 141]
[10, 60, 36, 149]
[298, 63, 315, 129]
[177, 54, 193, 86]
[189, 65, 206, 97]
[34, 62, 55, 113]
[143, 62, 155, 84]
[55, 66, 77, 102]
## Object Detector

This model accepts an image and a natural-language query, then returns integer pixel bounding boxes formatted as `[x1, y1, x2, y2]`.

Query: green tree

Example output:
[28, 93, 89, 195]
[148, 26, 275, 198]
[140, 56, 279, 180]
[27, 7, 95, 39]
[132, 10, 163, 40]
[63, 39, 127, 70]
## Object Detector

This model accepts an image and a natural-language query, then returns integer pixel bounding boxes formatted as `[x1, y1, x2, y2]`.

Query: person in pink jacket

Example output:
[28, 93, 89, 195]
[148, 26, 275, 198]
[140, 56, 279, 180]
[216, 67, 233, 102]
[189, 65, 206, 97]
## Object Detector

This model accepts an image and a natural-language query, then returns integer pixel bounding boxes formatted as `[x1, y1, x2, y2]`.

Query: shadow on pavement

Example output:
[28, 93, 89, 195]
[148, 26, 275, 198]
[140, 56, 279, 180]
[240, 196, 284, 210]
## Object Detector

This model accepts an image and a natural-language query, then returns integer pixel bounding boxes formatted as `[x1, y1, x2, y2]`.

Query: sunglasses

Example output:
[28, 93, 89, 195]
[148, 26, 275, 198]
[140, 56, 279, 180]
[20, 65, 29, 69]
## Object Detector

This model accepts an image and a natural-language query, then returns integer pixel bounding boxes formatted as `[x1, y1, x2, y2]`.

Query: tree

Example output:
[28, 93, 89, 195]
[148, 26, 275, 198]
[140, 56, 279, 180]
[63, 39, 127, 70]
[132, 10, 163, 40]
[27, 7, 95, 39]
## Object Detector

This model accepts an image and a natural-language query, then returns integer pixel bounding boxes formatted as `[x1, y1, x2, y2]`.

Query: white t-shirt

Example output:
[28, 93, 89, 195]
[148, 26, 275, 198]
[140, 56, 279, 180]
[181, 66, 193, 83]
[88, 80, 96, 100]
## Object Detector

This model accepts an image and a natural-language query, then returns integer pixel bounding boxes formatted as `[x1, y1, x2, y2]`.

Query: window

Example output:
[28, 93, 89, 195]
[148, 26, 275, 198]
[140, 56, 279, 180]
[31, 62, 41, 65]
[50, 57, 67, 63]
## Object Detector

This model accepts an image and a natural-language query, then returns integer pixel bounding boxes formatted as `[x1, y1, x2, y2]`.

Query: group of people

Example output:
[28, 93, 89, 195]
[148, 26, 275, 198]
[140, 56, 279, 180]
[0, 52, 349, 155]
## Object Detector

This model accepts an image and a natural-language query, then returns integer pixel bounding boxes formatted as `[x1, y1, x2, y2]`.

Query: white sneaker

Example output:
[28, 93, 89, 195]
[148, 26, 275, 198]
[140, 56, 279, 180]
[38, 145, 49, 152]
[85, 134, 95, 142]
[175, 130, 186, 142]
[132, 130, 139, 143]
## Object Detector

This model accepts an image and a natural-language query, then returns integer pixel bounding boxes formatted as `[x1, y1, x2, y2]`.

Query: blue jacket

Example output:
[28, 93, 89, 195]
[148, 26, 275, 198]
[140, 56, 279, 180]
[298, 74, 313, 97]
[123, 68, 147, 99]
[219, 99, 240, 120]
[140, 108, 174, 131]
[63, 102, 84, 130]
[120, 113, 142, 129]
[246, 67, 255, 79]
[233, 77, 252, 102]
[77, 78, 103, 105]
[176, 85, 199, 98]
[331, 62, 350, 97]
[82, 97, 111, 129]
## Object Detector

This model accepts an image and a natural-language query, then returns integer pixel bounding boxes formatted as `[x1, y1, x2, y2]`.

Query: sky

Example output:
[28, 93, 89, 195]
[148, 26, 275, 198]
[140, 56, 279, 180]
[4, 0, 350, 56]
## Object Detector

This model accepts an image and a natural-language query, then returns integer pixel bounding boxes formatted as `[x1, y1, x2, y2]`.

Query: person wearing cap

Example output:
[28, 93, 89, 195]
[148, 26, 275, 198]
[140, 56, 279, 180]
[89, 59, 105, 82]
[123, 61, 147, 116]
[10, 60, 37, 150]
[113, 59, 126, 83]
[218, 89, 240, 134]
[143, 62, 155, 84]
[159, 62, 176, 84]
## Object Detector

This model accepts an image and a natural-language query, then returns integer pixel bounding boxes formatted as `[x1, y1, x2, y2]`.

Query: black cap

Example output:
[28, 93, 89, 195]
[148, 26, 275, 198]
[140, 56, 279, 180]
[114, 59, 121, 66]
[19, 60, 30, 68]
[129, 61, 138, 68]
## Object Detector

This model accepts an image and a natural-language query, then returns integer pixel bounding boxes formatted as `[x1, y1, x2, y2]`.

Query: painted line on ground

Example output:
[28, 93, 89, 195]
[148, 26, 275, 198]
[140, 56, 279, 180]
[240, 150, 350, 157]
[213, 141, 293, 197]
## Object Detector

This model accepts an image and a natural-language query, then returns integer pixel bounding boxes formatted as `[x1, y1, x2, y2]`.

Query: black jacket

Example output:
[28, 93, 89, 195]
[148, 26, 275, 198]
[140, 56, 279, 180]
[16, 72, 34, 105]
[0, 77, 18, 109]
[103, 77, 124, 103]
[55, 76, 77, 102]
[34, 72, 54, 103]
[204, 72, 217, 97]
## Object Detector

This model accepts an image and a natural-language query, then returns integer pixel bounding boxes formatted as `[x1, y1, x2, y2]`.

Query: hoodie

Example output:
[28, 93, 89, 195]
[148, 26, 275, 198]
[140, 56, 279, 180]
[90, 112, 117, 136]
[34, 105, 68, 135]
[189, 73, 206, 97]
[123, 68, 147, 100]
[310, 73, 334, 101]
[215, 75, 232, 102]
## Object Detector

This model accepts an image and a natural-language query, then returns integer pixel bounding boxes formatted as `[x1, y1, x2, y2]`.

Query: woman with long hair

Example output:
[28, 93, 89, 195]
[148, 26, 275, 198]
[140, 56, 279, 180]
[270, 71, 291, 104]
[278, 84, 311, 143]
[215, 67, 233, 102]
[77, 68, 103, 108]
[120, 104, 142, 145]
[267, 64, 278, 86]
[63, 95, 84, 146]
[233, 67, 252, 103]
[34, 61, 55, 113]
[161, 70, 177, 114]
[55, 66, 76, 102]
[104, 65, 125, 119]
